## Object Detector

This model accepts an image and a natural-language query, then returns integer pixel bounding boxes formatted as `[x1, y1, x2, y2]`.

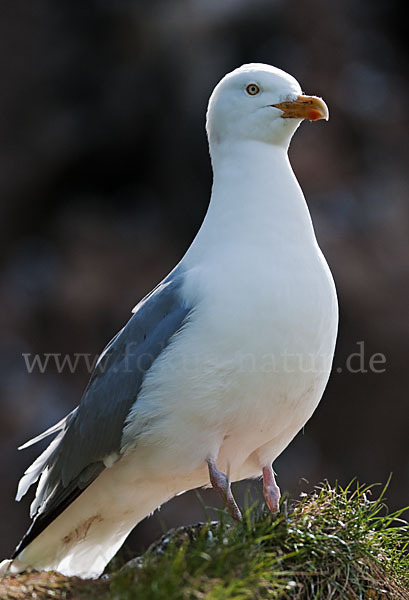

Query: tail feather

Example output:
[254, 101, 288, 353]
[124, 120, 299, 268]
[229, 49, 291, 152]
[6, 456, 183, 578]
[0, 559, 13, 576]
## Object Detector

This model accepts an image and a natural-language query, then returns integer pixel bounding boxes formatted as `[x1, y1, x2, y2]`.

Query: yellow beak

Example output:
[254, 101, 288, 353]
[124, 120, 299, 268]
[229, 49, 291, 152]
[272, 95, 329, 122]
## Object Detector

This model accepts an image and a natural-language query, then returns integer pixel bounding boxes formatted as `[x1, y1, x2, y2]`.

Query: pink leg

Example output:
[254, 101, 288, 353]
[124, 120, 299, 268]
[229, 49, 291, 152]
[207, 457, 242, 521]
[262, 464, 281, 514]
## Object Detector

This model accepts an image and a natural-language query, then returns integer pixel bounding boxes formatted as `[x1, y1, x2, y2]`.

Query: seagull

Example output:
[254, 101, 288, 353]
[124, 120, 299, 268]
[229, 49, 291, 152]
[0, 63, 338, 579]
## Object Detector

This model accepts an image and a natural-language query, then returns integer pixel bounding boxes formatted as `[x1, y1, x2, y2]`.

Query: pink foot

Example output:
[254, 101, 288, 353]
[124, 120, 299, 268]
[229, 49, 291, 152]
[262, 465, 281, 514]
[207, 457, 242, 521]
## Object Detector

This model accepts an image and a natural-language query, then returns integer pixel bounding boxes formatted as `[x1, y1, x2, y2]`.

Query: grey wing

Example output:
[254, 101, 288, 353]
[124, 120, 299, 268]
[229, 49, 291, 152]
[13, 267, 191, 555]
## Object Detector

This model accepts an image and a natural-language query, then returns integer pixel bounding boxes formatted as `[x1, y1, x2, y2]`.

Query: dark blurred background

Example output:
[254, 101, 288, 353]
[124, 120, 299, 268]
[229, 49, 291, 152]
[1, 0, 408, 560]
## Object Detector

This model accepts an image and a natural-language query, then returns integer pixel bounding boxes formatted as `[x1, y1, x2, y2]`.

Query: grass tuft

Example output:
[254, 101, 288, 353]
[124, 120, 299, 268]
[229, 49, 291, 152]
[1, 481, 408, 599]
[111, 480, 409, 599]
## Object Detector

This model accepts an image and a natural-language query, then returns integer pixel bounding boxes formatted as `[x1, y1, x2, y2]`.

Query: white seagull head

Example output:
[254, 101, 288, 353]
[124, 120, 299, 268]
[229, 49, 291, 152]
[206, 63, 329, 149]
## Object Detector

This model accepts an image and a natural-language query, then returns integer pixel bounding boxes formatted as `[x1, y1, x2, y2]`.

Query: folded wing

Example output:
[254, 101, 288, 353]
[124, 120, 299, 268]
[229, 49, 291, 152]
[13, 267, 191, 557]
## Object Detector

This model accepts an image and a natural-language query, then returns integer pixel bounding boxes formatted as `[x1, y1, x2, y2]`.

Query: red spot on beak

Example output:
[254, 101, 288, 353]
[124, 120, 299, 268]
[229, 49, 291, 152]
[307, 109, 322, 122]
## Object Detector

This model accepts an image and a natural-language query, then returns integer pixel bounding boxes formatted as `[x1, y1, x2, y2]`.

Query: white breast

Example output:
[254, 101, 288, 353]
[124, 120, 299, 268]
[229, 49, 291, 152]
[122, 141, 338, 485]
[122, 244, 337, 484]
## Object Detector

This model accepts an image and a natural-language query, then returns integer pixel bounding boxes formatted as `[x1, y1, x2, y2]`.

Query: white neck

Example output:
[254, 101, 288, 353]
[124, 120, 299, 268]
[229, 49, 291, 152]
[184, 139, 317, 266]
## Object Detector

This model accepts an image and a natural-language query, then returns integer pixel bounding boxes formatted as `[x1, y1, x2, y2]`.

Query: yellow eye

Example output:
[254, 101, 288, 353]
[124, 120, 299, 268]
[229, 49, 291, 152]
[246, 83, 260, 96]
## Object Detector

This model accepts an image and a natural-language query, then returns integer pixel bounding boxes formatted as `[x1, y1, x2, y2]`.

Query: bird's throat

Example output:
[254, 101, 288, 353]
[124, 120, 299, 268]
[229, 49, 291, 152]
[202, 140, 316, 251]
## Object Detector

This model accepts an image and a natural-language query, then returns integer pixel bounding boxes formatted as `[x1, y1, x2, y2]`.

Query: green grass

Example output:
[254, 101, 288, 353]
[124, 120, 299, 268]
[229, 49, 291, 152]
[1, 481, 408, 599]
[111, 480, 409, 600]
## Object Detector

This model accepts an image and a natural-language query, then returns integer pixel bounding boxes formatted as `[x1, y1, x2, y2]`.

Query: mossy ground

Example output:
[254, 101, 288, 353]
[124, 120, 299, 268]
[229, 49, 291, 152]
[1, 481, 408, 600]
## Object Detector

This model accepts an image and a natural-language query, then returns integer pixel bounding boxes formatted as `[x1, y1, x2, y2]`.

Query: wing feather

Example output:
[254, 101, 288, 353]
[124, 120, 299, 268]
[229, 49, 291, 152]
[13, 267, 191, 556]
